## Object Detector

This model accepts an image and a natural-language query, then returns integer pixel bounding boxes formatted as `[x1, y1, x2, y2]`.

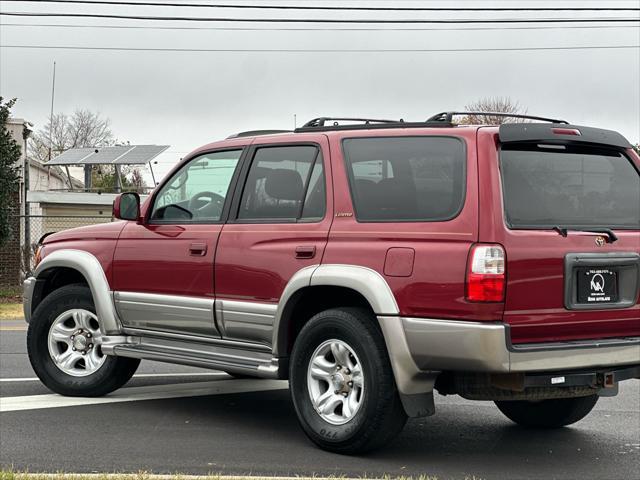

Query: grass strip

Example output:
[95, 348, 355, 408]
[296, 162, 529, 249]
[0, 303, 23, 320]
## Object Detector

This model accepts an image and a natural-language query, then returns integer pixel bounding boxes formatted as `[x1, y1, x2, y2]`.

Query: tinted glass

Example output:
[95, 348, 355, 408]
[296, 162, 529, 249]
[301, 159, 327, 220]
[238, 146, 325, 221]
[342, 137, 466, 222]
[151, 150, 242, 222]
[500, 146, 640, 230]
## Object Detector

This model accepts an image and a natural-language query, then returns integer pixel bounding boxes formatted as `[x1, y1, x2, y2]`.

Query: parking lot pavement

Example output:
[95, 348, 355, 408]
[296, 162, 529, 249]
[1, 329, 639, 480]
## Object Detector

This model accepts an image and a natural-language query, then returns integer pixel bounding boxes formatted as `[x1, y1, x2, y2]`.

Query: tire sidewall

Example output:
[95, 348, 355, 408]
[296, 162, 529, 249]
[290, 312, 385, 447]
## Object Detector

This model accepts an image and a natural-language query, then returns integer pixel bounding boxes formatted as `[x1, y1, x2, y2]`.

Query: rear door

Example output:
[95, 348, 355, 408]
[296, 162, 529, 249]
[478, 127, 640, 345]
[214, 135, 332, 346]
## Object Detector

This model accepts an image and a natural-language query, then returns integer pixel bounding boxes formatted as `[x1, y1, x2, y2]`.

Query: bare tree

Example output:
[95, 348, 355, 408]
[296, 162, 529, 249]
[28, 109, 115, 162]
[130, 168, 146, 191]
[458, 96, 528, 125]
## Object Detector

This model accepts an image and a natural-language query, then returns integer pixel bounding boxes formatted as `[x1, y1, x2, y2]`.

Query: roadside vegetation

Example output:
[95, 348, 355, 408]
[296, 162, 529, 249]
[0, 472, 485, 480]
[0, 285, 22, 319]
[0, 97, 22, 248]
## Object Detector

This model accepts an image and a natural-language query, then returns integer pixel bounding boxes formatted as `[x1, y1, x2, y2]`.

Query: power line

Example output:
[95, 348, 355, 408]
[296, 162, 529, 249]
[2, 11, 638, 23]
[2, 44, 638, 53]
[4, 0, 640, 12]
[2, 22, 639, 32]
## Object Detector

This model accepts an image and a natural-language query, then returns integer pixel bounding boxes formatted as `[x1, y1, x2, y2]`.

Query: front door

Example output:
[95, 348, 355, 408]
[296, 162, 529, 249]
[214, 136, 333, 346]
[112, 148, 245, 337]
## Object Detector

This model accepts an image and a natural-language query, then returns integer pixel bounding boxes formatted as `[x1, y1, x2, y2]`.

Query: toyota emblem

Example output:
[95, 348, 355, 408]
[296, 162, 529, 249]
[595, 236, 606, 247]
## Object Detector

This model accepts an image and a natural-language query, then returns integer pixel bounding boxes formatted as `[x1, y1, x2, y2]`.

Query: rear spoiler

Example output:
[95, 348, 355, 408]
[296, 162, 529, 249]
[499, 123, 632, 150]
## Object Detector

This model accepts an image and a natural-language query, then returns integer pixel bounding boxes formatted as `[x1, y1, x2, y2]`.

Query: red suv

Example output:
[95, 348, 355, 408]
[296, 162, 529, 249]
[24, 113, 640, 453]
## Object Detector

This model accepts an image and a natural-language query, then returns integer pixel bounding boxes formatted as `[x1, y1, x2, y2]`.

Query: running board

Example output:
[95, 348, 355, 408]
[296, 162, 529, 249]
[101, 335, 280, 379]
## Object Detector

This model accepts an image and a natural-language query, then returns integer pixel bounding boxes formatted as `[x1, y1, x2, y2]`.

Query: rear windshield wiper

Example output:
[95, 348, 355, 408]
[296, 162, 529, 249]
[553, 226, 618, 243]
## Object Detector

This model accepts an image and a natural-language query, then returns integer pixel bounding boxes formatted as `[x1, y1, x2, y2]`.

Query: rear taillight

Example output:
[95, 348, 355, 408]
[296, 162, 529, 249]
[552, 127, 581, 136]
[466, 244, 506, 302]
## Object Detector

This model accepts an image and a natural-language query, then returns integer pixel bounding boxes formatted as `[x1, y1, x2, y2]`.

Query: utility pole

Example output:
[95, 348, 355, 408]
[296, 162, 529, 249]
[48, 61, 56, 162]
[23, 125, 32, 274]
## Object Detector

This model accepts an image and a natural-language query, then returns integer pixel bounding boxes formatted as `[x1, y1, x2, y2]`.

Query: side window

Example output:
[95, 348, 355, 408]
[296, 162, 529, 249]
[238, 145, 326, 221]
[150, 149, 242, 223]
[343, 136, 465, 222]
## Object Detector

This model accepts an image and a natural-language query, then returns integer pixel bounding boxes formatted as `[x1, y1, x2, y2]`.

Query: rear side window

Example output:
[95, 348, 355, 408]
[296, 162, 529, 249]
[342, 136, 466, 222]
[238, 145, 326, 221]
[500, 145, 640, 230]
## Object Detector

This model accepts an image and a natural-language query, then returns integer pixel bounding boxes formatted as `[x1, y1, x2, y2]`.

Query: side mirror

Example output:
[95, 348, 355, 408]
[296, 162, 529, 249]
[113, 192, 140, 221]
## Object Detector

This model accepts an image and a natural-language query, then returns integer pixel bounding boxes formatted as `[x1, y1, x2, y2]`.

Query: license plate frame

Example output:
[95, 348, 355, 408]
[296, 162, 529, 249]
[564, 253, 639, 311]
[576, 268, 619, 305]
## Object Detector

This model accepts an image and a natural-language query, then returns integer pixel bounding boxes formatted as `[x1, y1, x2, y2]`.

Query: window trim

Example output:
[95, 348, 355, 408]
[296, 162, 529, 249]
[228, 141, 328, 225]
[498, 143, 640, 231]
[341, 135, 468, 224]
[147, 147, 249, 225]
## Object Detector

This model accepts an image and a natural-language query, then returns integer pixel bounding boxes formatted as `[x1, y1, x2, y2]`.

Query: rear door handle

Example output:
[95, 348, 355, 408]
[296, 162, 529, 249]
[295, 245, 316, 259]
[189, 242, 207, 256]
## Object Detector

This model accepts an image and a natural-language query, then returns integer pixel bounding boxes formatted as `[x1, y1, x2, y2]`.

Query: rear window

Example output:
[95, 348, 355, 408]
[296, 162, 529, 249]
[342, 136, 466, 222]
[500, 145, 640, 230]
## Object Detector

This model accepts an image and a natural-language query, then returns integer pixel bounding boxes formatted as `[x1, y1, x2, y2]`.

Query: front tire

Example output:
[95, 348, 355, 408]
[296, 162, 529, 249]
[495, 395, 599, 428]
[27, 284, 140, 397]
[289, 308, 407, 454]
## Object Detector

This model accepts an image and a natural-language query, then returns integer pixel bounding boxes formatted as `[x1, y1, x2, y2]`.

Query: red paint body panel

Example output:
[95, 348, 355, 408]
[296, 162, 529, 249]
[112, 222, 221, 298]
[384, 248, 415, 277]
[40, 221, 127, 285]
[323, 128, 502, 321]
[215, 134, 333, 303]
[477, 128, 640, 344]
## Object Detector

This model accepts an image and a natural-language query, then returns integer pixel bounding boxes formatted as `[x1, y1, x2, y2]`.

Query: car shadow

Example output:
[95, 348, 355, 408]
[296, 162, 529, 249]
[126, 386, 630, 479]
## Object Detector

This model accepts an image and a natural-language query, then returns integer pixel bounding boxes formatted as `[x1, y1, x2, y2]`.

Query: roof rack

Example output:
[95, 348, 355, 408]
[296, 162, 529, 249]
[227, 129, 291, 139]
[301, 117, 400, 128]
[427, 111, 569, 124]
[294, 117, 453, 133]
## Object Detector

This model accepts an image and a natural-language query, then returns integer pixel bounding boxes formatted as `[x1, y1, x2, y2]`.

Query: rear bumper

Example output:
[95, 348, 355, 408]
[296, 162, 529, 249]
[400, 317, 640, 373]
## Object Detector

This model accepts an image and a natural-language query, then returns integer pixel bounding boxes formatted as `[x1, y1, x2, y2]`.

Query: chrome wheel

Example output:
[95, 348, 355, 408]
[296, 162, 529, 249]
[307, 339, 364, 425]
[47, 309, 106, 377]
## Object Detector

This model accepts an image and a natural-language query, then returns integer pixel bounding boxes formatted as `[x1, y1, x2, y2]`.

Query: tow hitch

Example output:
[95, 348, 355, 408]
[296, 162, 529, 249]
[511, 365, 640, 397]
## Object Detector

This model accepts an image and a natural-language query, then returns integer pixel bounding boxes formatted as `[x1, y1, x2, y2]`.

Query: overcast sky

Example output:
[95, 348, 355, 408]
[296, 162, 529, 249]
[1, 0, 639, 182]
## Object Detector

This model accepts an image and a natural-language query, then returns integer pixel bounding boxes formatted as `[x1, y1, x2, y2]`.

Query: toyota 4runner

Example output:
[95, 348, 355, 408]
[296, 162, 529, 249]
[23, 112, 640, 454]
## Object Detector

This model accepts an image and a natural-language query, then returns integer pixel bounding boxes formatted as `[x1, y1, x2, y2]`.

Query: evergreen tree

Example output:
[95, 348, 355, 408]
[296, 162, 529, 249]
[0, 97, 22, 246]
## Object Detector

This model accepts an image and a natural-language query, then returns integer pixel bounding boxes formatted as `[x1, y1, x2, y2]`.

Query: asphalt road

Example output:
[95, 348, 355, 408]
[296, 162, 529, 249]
[1, 323, 639, 480]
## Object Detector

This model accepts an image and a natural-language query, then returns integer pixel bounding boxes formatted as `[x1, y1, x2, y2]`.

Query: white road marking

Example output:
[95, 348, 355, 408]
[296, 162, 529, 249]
[0, 372, 229, 382]
[0, 379, 288, 413]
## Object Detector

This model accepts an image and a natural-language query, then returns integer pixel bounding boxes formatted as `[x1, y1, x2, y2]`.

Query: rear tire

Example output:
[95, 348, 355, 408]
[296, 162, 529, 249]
[289, 307, 407, 454]
[495, 395, 598, 428]
[27, 284, 140, 397]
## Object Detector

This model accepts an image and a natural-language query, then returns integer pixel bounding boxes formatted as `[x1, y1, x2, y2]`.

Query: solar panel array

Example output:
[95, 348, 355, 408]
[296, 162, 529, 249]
[47, 145, 170, 166]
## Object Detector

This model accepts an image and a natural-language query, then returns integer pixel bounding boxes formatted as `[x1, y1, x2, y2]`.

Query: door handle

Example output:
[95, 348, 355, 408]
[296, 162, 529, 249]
[295, 245, 316, 259]
[189, 242, 207, 256]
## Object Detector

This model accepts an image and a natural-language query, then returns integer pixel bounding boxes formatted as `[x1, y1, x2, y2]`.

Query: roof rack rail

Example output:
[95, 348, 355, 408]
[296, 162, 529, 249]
[295, 117, 453, 133]
[301, 117, 400, 128]
[227, 129, 291, 139]
[427, 111, 569, 125]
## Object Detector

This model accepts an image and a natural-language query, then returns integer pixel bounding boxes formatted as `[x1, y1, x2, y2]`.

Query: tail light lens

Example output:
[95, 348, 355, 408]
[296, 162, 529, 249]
[466, 244, 506, 302]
